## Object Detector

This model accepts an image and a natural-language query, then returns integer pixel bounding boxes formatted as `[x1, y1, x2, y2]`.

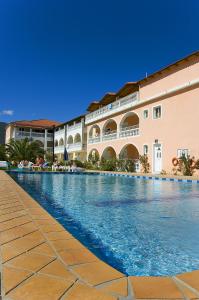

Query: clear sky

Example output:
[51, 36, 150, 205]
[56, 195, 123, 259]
[0, 0, 198, 123]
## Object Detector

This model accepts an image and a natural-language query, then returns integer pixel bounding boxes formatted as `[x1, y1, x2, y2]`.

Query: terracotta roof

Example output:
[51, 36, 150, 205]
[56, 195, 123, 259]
[100, 93, 116, 106]
[86, 101, 100, 112]
[116, 82, 138, 98]
[10, 119, 61, 129]
[138, 50, 199, 84]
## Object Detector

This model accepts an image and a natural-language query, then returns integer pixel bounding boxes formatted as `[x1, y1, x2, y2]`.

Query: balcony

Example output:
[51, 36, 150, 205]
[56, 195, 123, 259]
[67, 142, 82, 152]
[102, 130, 117, 141]
[16, 132, 30, 138]
[67, 122, 82, 132]
[119, 125, 139, 138]
[88, 136, 101, 144]
[31, 132, 45, 138]
[85, 92, 139, 124]
[54, 145, 64, 153]
[88, 126, 139, 144]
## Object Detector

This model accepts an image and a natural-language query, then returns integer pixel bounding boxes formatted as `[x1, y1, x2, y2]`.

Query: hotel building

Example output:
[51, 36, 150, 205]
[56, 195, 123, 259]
[54, 115, 87, 161]
[5, 119, 60, 152]
[85, 51, 199, 173]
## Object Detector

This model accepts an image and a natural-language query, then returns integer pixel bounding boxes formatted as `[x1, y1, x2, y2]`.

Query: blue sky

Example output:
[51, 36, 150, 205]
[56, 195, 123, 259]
[0, 0, 198, 123]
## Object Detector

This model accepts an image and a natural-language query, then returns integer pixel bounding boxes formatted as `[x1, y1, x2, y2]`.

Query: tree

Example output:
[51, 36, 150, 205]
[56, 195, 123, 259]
[0, 144, 7, 161]
[6, 138, 44, 163]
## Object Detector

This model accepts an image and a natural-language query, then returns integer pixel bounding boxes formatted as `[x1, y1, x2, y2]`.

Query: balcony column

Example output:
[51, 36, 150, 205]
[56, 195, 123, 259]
[30, 128, 32, 141]
[64, 125, 67, 148]
[44, 129, 47, 151]
[13, 127, 16, 140]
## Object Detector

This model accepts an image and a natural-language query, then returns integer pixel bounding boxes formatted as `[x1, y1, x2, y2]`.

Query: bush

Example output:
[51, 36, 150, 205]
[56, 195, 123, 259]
[139, 155, 150, 173]
[100, 158, 117, 171]
[117, 159, 135, 172]
[88, 151, 99, 165]
[178, 155, 196, 176]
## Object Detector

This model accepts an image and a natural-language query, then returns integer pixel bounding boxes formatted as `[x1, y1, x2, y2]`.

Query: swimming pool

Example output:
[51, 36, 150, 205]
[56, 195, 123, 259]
[10, 172, 199, 276]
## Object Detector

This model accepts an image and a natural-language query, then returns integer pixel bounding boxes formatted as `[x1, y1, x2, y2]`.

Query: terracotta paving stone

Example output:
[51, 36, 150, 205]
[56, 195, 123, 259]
[98, 277, 128, 297]
[177, 270, 199, 295]
[0, 205, 24, 216]
[35, 219, 58, 226]
[64, 282, 117, 300]
[30, 242, 57, 257]
[174, 280, 199, 299]
[52, 238, 84, 251]
[0, 201, 21, 208]
[72, 261, 125, 286]
[23, 230, 45, 243]
[0, 227, 25, 245]
[0, 210, 27, 223]
[129, 276, 183, 299]
[0, 215, 31, 232]
[39, 259, 77, 282]
[7, 252, 55, 272]
[1, 236, 44, 262]
[2, 266, 33, 294]
[45, 230, 72, 241]
[59, 248, 98, 266]
[7, 274, 73, 300]
[39, 224, 64, 233]
[0, 222, 37, 245]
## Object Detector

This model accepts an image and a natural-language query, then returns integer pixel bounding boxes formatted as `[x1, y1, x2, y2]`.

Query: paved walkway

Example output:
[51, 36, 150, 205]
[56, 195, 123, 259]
[0, 171, 199, 299]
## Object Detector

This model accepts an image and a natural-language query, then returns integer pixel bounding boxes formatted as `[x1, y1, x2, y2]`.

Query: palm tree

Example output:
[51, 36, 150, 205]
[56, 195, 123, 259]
[6, 138, 44, 163]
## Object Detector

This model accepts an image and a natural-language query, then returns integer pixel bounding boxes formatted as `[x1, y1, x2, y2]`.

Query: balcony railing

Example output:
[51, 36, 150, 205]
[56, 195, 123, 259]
[88, 136, 101, 144]
[85, 92, 139, 124]
[16, 132, 30, 138]
[102, 130, 117, 141]
[88, 126, 139, 144]
[54, 145, 64, 153]
[119, 125, 139, 138]
[31, 132, 45, 137]
[67, 122, 82, 131]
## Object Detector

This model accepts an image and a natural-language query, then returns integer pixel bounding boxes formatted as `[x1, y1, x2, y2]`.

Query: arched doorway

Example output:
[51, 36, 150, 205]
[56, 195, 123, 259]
[74, 133, 81, 143]
[89, 125, 101, 143]
[119, 144, 140, 171]
[119, 112, 139, 137]
[102, 146, 117, 160]
[102, 119, 117, 141]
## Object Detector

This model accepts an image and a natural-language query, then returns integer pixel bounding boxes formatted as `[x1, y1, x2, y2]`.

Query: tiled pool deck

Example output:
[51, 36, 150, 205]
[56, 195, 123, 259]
[0, 171, 199, 299]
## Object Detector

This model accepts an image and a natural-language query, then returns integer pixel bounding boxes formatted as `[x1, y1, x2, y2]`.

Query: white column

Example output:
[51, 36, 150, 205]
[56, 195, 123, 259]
[44, 129, 47, 151]
[30, 128, 32, 141]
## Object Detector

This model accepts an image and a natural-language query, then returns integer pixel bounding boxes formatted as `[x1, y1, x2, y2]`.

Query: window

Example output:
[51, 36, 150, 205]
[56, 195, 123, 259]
[143, 109, 148, 119]
[153, 106, 161, 119]
[143, 145, 148, 155]
[177, 149, 189, 158]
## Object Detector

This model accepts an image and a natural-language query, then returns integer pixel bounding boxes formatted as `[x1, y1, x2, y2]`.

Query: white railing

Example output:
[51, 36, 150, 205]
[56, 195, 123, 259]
[67, 142, 82, 151]
[47, 133, 53, 138]
[85, 92, 139, 124]
[16, 132, 30, 137]
[88, 125, 140, 144]
[54, 145, 64, 153]
[67, 122, 82, 131]
[102, 130, 117, 141]
[119, 125, 139, 138]
[88, 136, 101, 144]
[31, 132, 45, 137]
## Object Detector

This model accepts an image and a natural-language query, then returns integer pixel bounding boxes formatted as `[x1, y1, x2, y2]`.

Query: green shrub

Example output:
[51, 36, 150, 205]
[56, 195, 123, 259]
[178, 155, 195, 176]
[139, 155, 150, 173]
[100, 158, 117, 171]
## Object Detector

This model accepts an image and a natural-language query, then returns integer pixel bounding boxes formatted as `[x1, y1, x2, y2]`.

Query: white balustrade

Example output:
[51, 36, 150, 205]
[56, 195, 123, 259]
[85, 92, 139, 124]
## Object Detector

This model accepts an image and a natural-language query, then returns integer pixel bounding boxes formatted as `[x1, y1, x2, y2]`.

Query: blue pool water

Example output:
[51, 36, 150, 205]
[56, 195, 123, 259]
[10, 172, 199, 276]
